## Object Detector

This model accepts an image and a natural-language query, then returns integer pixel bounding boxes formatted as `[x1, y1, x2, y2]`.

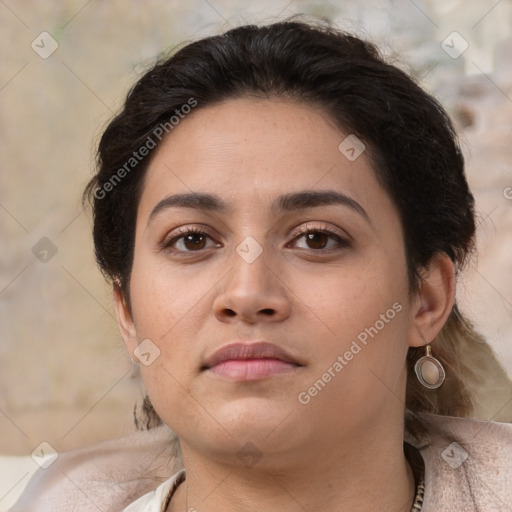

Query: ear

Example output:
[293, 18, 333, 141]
[113, 283, 138, 357]
[408, 253, 456, 348]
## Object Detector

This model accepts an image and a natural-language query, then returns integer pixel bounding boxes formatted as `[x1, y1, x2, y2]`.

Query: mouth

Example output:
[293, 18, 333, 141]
[201, 341, 304, 381]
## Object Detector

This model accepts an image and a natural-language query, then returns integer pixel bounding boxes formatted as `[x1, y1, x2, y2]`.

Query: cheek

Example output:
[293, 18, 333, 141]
[127, 255, 213, 409]
[129, 255, 212, 341]
[299, 246, 410, 383]
[300, 254, 407, 335]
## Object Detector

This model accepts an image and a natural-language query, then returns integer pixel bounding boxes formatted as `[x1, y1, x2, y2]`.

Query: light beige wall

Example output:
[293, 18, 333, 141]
[1, 0, 511, 461]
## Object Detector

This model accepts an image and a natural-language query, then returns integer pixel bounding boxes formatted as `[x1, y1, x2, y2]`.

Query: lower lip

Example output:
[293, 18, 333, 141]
[206, 358, 300, 380]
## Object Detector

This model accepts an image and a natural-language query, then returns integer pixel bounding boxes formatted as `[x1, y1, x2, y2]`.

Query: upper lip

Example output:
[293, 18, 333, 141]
[202, 341, 302, 370]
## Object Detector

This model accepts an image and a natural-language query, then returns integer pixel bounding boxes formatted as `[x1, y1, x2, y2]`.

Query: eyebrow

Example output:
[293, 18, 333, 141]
[148, 190, 370, 225]
[272, 190, 369, 221]
[148, 192, 227, 223]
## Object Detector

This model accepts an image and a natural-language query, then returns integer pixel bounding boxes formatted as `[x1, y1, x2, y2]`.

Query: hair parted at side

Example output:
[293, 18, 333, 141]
[84, 17, 512, 439]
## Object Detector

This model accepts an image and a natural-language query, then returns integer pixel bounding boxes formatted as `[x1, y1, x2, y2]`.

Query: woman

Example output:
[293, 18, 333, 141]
[12, 18, 512, 512]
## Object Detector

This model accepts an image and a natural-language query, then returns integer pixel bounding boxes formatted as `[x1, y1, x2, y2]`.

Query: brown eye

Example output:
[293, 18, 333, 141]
[290, 227, 351, 252]
[163, 228, 220, 253]
[304, 232, 329, 249]
[182, 233, 207, 250]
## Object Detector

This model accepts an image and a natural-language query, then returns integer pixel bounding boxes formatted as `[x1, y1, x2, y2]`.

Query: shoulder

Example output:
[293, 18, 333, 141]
[411, 413, 512, 512]
[9, 426, 182, 512]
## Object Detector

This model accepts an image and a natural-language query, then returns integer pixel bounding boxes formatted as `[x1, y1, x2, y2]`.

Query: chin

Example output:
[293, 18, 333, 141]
[217, 399, 297, 441]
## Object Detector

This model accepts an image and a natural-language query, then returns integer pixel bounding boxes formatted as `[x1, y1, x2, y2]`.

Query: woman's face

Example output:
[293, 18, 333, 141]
[117, 97, 422, 465]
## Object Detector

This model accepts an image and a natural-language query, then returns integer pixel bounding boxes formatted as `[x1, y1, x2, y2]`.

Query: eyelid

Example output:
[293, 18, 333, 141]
[289, 222, 352, 243]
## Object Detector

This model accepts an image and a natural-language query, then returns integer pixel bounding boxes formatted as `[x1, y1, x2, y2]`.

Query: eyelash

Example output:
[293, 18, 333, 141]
[160, 225, 218, 254]
[160, 224, 351, 255]
[290, 224, 351, 252]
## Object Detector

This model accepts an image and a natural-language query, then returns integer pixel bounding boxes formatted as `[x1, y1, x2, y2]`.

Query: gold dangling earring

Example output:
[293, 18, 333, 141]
[414, 344, 445, 389]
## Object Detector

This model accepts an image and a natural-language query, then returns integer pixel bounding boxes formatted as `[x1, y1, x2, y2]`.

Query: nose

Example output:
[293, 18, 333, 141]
[213, 246, 291, 324]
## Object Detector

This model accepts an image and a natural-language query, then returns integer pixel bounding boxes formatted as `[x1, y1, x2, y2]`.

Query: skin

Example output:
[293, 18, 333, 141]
[112, 96, 455, 512]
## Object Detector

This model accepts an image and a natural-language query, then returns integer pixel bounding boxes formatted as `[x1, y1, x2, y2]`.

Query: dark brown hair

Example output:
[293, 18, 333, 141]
[84, 18, 510, 437]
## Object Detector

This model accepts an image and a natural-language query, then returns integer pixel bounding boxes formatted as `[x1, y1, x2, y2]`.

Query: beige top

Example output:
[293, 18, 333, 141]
[122, 469, 185, 512]
[122, 413, 512, 512]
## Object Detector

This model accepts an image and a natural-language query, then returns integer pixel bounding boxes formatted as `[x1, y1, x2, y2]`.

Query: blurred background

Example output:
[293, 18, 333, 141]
[0, 0, 511, 474]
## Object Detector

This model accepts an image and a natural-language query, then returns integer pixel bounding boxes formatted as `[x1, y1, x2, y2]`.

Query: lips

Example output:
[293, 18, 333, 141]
[201, 341, 302, 371]
[201, 341, 303, 381]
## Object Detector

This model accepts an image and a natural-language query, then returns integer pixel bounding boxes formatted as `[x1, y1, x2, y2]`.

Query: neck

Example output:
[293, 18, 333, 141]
[167, 422, 416, 512]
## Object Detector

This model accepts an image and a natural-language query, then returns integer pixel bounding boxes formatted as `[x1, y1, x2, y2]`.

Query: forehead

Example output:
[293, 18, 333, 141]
[138, 97, 384, 217]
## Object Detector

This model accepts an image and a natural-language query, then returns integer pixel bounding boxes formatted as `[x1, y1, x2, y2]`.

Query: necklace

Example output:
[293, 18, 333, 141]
[404, 441, 425, 511]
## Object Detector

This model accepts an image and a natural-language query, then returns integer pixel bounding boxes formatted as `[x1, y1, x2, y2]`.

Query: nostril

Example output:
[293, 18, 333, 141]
[224, 309, 236, 317]
[260, 308, 275, 315]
